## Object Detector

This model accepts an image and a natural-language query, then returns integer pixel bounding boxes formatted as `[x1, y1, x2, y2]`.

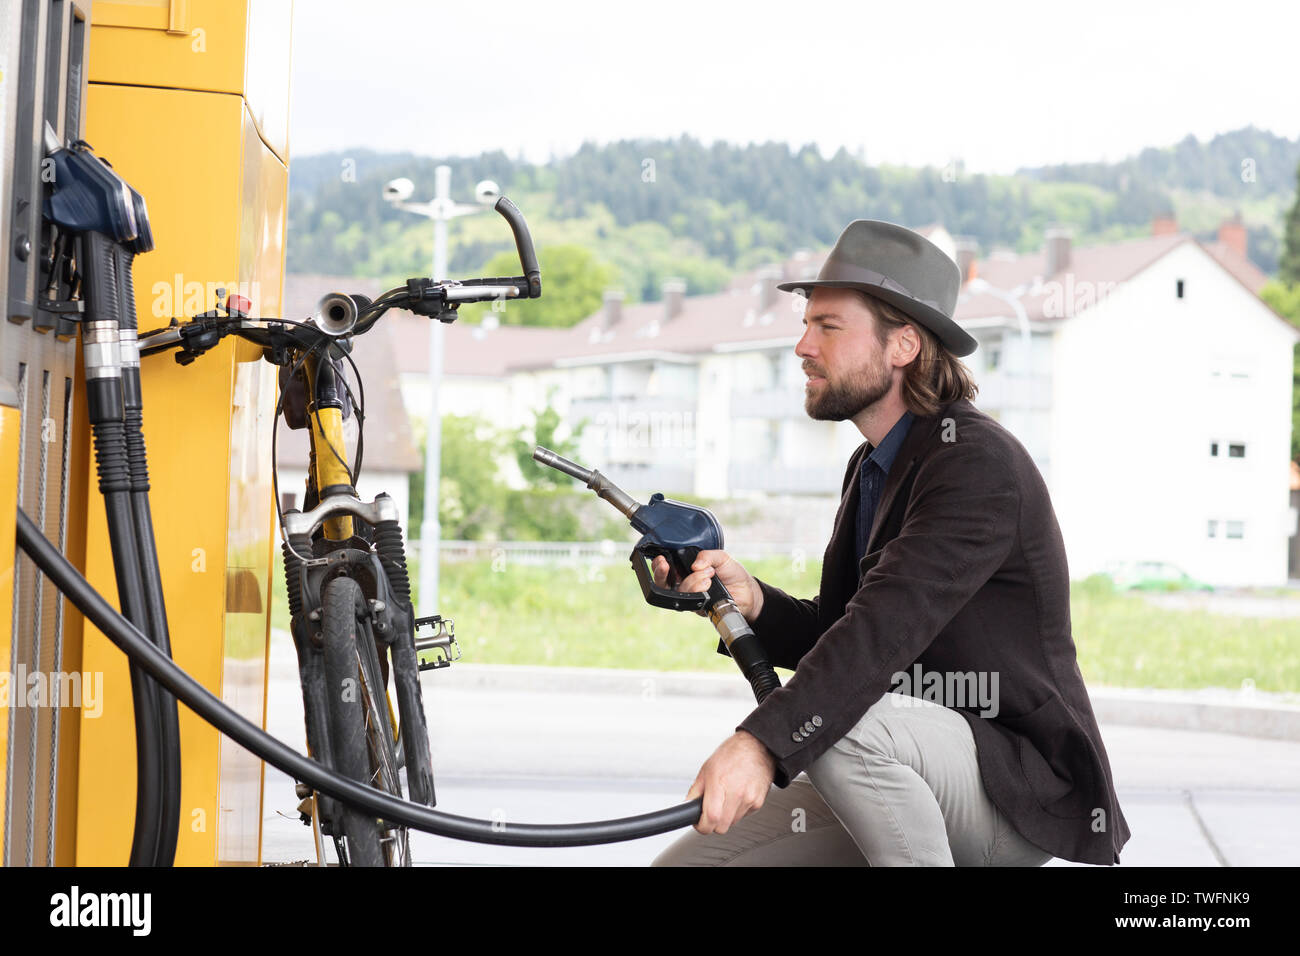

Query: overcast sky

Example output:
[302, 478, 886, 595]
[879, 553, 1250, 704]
[289, 0, 1300, 173]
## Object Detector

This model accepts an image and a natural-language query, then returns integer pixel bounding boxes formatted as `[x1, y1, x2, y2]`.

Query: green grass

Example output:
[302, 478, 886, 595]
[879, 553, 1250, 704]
[430, 555, 817, 672]
[267, 556, 1300, 692]
[1069, 574, 1300, 693]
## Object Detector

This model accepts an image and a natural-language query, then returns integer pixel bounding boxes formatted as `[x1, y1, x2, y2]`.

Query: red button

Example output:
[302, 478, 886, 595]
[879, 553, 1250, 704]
[226, 294, 252, 316]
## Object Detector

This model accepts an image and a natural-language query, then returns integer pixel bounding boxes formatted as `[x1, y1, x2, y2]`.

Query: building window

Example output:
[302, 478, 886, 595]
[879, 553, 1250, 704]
[1176, 279, 1185, 298]
[988, 348, 1001, 371]
[1210, 441, 1219, 457]
[1210, 362, 1252, 381]
[1228, 443, 1246, 458]
[1226, 521, 1244, 539]
[1207, 519, 1218, 538]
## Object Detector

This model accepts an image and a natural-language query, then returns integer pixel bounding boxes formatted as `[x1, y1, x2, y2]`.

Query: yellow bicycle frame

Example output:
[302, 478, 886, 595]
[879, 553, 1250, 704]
[303, 350, 354, 540]
[300, 349, 401, 741]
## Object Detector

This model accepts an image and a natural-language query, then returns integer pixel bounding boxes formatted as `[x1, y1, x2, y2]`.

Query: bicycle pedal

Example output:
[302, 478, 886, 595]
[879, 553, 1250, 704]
[414, 614, 461, 671]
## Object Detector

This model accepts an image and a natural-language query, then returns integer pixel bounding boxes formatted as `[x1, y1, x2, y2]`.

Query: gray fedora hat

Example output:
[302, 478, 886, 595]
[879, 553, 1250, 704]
[778, 219, 977, 357]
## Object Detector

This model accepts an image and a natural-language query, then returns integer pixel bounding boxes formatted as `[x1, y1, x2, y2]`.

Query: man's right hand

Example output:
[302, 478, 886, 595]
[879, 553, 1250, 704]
[651, 551, 764, 623]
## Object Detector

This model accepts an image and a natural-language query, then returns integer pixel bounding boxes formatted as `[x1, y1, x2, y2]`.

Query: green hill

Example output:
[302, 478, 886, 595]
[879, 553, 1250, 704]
[286, 128, 1299, 320]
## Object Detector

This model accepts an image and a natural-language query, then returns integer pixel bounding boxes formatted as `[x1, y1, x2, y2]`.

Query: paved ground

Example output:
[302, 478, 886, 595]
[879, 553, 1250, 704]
[1142, 589, 1300, 619]
[259, 634, 1300, 867]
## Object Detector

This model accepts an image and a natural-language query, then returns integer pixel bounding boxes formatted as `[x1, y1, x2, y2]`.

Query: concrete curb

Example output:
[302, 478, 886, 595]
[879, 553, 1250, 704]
[429, 663, 1300, 741]
[1086, 687, 1300, 742]
[432, 663, 755, 699]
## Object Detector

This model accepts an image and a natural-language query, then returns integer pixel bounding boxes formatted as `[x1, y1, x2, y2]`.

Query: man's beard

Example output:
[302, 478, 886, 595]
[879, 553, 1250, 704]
[805, 354, 891, 421]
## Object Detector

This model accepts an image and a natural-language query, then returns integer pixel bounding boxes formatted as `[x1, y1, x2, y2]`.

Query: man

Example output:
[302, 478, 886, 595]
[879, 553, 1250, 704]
[650, 220, 1130, 866]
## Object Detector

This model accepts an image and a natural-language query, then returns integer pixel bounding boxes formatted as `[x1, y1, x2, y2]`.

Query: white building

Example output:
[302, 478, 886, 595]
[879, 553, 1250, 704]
[958, 220, 1299, 587]
[379, 218, 1297, 586]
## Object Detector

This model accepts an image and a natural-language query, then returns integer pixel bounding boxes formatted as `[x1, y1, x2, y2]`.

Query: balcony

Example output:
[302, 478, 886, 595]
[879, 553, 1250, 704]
[729, 460, 841, 495]
[571, 394, 698, 463]
[973, 373, 1053, 411]
[570, 394, 696, 421]
[600, 463, 695, 494]
[729, 387, 806, 420]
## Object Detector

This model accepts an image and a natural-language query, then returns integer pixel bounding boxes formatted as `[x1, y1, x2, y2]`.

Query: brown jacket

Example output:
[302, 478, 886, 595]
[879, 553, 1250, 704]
[730, 398, 1130, 865]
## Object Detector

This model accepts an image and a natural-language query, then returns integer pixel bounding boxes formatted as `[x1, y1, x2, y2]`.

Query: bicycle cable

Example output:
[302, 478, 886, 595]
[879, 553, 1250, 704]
[332, 345, 366, 486]
[272, 337, 329, 566]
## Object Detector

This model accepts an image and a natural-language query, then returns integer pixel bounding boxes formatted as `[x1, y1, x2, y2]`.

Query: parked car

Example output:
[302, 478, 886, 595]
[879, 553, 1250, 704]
[1103, 560, 1215, 592]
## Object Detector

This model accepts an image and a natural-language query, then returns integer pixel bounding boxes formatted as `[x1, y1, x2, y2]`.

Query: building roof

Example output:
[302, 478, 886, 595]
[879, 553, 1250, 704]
[1202, 239, 1271, 295]
[388, 314, 567, 377]
[278, 275, 422, 474]
[384, 266, 824, 375]
[956, 232, 1278, 324]
[956, 232, 1182, 320]
[312, 224, 1291, 380]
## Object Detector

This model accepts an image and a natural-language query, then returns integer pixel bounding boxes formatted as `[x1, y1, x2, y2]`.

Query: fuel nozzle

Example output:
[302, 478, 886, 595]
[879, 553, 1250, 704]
[532, 447, 641, 520]
[532, 446, 782, 703]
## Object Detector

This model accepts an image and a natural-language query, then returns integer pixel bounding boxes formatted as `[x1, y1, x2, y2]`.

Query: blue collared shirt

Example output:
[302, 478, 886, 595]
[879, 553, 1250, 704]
[856, 410, 914, 566]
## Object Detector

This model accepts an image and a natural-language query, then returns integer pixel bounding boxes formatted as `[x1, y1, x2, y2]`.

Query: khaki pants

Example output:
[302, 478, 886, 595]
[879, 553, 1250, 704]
[651, 693, 1054, 867]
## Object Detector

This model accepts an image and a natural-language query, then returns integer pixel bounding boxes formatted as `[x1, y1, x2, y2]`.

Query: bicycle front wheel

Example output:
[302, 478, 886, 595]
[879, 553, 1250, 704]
[321, 575, 403, 866]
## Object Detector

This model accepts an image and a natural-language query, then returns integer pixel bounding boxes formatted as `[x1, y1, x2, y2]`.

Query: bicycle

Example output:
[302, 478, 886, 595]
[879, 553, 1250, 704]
[137, 197, 542, 866]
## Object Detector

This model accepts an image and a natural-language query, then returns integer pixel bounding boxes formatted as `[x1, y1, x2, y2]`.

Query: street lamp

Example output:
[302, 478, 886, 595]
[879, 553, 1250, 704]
[384, 165, 499, 618]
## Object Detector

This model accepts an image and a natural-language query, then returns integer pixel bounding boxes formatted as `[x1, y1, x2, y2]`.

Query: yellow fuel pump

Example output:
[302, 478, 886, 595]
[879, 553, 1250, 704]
[75, 0, 293, 866]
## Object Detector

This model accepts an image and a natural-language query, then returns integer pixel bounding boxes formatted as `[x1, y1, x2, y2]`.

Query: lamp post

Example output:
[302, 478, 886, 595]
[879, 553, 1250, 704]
[383, 165, 499, 617]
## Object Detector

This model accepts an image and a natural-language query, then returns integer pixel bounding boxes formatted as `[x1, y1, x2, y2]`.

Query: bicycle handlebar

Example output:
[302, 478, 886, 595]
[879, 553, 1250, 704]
[137, 193, 543, 360]
[492, 196, 541, 297]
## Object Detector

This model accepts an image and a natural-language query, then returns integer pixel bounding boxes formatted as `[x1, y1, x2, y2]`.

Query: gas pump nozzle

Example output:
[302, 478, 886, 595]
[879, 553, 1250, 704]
[533, 446, 782, 703]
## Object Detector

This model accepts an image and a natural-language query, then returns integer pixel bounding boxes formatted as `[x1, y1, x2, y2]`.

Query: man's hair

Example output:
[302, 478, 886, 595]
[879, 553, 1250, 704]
[856, 291, 978, 417]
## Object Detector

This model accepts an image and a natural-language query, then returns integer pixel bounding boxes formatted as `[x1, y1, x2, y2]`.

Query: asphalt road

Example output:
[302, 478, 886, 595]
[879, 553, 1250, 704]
[259, 633, 1300, 867]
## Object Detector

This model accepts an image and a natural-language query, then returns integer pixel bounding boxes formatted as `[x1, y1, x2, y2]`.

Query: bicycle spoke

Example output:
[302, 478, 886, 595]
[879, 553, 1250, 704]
[352, 621, 410, 865]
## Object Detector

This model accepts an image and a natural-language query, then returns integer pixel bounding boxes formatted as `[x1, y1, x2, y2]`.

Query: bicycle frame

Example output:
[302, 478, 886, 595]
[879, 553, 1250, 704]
[279, 344, 437, 864]
[84, 195, 718, 860]
[301, 349, 355, 541]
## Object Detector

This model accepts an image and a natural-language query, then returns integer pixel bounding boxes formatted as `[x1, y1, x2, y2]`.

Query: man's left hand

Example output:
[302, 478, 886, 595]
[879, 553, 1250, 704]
[686, 730, 777, 835]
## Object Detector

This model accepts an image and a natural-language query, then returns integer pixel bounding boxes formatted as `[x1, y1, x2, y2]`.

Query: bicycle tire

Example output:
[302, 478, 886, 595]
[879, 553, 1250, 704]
[321, 575, 389, 867]
[372, 519, 436, 808]
[353, 603, 410, 865]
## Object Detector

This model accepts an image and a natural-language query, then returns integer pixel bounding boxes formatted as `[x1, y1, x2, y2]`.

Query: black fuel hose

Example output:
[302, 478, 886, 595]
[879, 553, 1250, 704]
[16, 509, 705, 849]
[78, 229, 165, 867]
[116, 241, 182, 866]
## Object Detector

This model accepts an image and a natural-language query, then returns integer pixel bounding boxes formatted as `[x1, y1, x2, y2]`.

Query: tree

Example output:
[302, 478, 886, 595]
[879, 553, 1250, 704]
[1262, 280, 1300, 462]
[456, 244, 617, 328]
[510, 387, 589, 488]
[408, 413, 509, 540]
[1281, 163, 1300, 286]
